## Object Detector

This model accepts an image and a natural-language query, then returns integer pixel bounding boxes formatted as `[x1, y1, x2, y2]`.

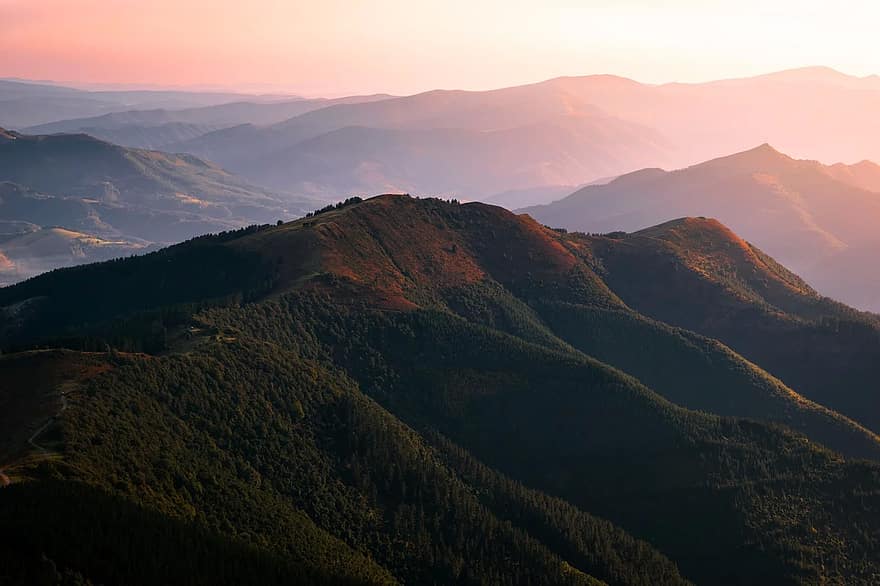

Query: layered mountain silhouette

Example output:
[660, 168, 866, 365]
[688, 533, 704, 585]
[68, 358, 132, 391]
[522, 144, 880, 311]
[0, 128, 316, 284]
[166, 90, 669, 199]
[2, 195, 880, 584]
[12, 68, 880, 207]
[133, 67, 880, 202]
[0, 78, 299, 128]
[22, 94, 394, 149]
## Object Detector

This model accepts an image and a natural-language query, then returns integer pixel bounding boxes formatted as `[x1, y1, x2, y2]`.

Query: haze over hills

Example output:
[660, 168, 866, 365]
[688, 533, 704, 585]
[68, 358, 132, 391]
[9, 67, 880, 209]
[542, 67, 880, 166]
[140, 67, 880, 204]
[165, 83, 671, 200]
[522, 144, 880, 311]
[0, 128, 317, 284]
[0, 78, 298, 128]
[2, 195, 880, 584]
[21, 94, 394, 149]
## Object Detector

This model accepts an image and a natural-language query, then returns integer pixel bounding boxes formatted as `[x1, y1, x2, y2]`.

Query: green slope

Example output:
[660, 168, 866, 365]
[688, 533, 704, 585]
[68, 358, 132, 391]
[3, 195, 880, 584]
[585, 218, 880, 434]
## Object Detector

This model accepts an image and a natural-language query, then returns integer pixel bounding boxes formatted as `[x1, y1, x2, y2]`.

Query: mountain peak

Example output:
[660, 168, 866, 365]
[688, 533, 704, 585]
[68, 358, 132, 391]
[630, 216, 818, 300]
[691, 143, 794, 173]
[635, 216, 738, 245]
[734, 142, 787, 159]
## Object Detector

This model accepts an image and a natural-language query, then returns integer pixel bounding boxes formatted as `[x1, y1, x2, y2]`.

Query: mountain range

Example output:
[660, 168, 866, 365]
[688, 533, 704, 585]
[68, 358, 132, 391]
[11, 67, 880, 207]
[22, 93, 394, 150]
[521, 144, 880, 311]
[0, 78, 308, 128]
[2, 195, 880, 584]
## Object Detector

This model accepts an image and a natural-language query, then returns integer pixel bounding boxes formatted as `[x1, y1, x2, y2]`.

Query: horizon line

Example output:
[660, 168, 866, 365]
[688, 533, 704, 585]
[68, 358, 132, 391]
[3, 64, 878, 100]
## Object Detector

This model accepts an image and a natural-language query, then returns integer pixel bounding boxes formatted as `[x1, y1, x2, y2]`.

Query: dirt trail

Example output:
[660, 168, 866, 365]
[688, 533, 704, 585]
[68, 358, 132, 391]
[26, 391, 68, 454]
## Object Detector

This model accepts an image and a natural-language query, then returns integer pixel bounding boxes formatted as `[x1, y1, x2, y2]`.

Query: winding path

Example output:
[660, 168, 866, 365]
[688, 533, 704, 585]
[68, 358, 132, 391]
[0, 391, 70, 488]
[27, 392, 68, 454]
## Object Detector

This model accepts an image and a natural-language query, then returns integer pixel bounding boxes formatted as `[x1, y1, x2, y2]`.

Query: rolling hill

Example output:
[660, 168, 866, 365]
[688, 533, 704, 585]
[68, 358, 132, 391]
[522, 144, 880, 311]
[0, 129, 318, 283]
[2, 195, 880, 584]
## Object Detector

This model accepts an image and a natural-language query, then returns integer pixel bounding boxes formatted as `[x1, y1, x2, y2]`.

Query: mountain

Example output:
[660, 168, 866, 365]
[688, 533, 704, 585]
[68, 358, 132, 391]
[156, 67, 880, 201]
[44, 121, 224, 151]
[2, 195, 880, 584]
[21, 94, 395, 149]
[238, 119, 666, 198]
[581, 216, 880, 434]
[163, 76, 674, 197]
[0, 80, 123, 129]
[541, 67, 880, 165]
[521, 145, 880, 311]
[0, 78, 292, 128]
[0, 129, 280, 208]
[25, 95, 395, 132]
[0, 129, 318, 283]
[10, 68, 880, 204]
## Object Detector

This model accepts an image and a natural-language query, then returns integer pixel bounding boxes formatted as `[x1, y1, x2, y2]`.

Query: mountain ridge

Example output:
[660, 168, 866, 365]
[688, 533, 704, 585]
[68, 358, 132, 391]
[522, 144, 880, 310]
[3, 194, 880, 583]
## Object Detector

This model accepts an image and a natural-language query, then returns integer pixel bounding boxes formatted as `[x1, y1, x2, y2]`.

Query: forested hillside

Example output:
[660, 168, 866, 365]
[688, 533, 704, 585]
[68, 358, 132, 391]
[2, 195, 880, 584]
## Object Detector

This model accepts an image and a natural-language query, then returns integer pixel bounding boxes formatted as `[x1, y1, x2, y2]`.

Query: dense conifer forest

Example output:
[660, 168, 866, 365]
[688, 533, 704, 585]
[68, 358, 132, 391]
[2, 195, 880, 584]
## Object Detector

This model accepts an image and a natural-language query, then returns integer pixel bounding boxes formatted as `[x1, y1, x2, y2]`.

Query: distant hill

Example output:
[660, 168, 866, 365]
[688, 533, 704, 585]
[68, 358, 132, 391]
[167, 79, 671, 198]
[152, 67, 880, 201]
[11, 68, 880, 205]
[0, 78, 289, 128]
[3, 195, 880, 584]
[0, 129, 318, 283]
[0, 129, 282, 208]
[16, 68, 880, 207]
[240, 119, 665, 198]
[521, 145, 880, 311]
[22, 94, 394, 149]
[53, 122, 223, 151]
[0, 226, 152, 287]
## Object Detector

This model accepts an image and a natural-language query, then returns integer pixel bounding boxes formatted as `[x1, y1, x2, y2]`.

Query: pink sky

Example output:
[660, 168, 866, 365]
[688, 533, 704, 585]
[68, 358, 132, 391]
[2, 0, 879, 96]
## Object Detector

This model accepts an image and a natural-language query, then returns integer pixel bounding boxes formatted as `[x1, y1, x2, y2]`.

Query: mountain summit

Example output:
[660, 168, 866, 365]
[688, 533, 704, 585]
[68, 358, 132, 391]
[521, 145, 880, 310]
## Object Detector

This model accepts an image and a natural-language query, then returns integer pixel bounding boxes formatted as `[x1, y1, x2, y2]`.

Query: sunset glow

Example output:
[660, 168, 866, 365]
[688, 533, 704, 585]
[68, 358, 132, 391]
[3, 0, 879, 95]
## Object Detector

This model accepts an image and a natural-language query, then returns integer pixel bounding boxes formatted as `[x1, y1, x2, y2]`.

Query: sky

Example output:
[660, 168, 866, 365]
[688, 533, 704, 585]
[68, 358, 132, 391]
[2, 0, 879, 96]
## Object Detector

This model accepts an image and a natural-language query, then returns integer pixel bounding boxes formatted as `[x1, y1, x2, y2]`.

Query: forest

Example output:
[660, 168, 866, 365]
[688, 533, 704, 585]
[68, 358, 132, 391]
[2, 195, 880, 585]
